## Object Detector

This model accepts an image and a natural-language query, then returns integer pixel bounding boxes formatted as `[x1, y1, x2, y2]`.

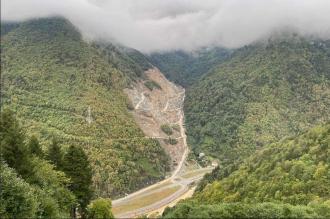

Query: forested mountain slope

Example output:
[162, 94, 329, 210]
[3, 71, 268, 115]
[1, 17, 169, 197]
[184, 37, 330, 168]
[1, 110, 76, 218]
[162, 123, 330, 218]
[149, 48, 231, 86]
[196, 123, 330, 204]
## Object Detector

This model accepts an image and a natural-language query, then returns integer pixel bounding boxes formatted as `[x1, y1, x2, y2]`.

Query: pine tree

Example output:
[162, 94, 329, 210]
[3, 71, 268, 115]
[62, 145, 93, 218]
[47, 138, 63, 169]
[0, 109, 31, 178]
[28, 135, 44, 158]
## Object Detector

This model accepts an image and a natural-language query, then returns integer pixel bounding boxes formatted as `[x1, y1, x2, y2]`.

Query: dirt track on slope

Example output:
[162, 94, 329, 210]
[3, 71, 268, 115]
[124, 68, 186, 170]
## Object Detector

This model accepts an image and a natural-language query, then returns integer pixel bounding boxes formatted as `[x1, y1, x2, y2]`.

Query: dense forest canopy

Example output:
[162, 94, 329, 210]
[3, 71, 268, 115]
[0, 109, 117, 218]
[162, 123, 330, 218]
[148, 48, 231, 86]
[1, 109, 76, 218]
[196, 123, 330, 205]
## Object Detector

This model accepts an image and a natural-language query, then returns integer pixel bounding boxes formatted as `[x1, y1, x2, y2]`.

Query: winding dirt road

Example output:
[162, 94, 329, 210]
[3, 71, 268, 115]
[135, 92, 146, 110]
[171, 105, 188, 177]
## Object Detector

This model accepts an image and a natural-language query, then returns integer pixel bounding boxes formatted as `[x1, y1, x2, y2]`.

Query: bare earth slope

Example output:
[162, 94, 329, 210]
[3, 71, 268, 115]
[113, 68, 213, 218]
[125, 68, 186, 170]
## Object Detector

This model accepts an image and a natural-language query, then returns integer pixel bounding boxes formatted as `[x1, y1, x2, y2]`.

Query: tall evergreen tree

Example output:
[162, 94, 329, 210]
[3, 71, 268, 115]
[28, 135, 44, 158]
[62, 145, 93, 218]
[0, 109, 31, 178]
[47, 138, 63, 169]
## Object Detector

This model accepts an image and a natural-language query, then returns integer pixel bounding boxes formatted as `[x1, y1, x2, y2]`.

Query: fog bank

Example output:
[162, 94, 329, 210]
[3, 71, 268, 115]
[2, 0, 330, 52]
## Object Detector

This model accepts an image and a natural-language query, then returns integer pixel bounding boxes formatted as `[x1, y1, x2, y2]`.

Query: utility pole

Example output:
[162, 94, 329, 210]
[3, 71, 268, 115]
[0, 71, 3, 112]
[0, 27, 3, 112]
[86, 106, 92, 125]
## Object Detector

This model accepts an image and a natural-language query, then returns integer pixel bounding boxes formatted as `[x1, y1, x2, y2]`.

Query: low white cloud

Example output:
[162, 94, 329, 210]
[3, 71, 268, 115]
[2, 0, 330, 52]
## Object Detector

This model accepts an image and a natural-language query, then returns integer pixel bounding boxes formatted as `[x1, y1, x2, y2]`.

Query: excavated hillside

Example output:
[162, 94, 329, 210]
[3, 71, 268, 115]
[125, 68, 186, 171]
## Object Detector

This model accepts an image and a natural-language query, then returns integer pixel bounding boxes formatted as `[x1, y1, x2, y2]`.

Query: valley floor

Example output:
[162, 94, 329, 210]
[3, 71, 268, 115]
[112, 164, 212, 218]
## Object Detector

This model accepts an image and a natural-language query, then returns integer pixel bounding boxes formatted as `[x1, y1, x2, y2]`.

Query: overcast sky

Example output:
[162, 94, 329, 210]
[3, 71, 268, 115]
[2, 0, 330, 52]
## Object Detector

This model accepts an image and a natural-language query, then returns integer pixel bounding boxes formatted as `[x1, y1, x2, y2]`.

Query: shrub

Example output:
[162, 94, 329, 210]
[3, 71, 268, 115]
[87, 198, 114, 219]
[172, 124, 180, 132]
[161, 124, 173, 136]
[144, 80, 161, 91]
[165, 138, 178, 145]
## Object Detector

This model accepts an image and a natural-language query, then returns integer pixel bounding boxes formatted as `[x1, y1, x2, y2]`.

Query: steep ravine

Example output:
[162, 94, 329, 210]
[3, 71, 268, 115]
[110, 68, 213, 218]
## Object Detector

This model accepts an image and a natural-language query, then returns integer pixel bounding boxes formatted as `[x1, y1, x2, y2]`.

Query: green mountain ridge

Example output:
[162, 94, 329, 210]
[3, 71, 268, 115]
[160, 39, 330, 216]
[184, 37, 330, 168]
[1, 17, 169, 197]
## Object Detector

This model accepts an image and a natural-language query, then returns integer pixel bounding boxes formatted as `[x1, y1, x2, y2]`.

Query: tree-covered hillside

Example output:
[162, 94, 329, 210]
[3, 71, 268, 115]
[1, 17, 169, 197]
[95, 43, 153, 82]
[1, 110, 76, 218]
[163, 202, 330, 219]
[184, 37, 330, 167]
[149, 48, 231, 86]
[196, 123, 330, 204]
[1, 109, 116, 218]
[162, 123, 330, 218]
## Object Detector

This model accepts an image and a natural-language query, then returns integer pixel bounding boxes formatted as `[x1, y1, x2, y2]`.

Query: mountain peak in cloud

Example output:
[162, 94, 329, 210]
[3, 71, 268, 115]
[2, 0, 330, 53]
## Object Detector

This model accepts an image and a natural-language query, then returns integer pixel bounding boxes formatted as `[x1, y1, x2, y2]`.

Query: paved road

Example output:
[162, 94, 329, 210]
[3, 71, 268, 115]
[114, 173, 211, 218]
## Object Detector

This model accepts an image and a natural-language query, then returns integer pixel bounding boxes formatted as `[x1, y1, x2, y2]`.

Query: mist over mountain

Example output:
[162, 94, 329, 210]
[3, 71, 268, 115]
[3, 0, 330, 52]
